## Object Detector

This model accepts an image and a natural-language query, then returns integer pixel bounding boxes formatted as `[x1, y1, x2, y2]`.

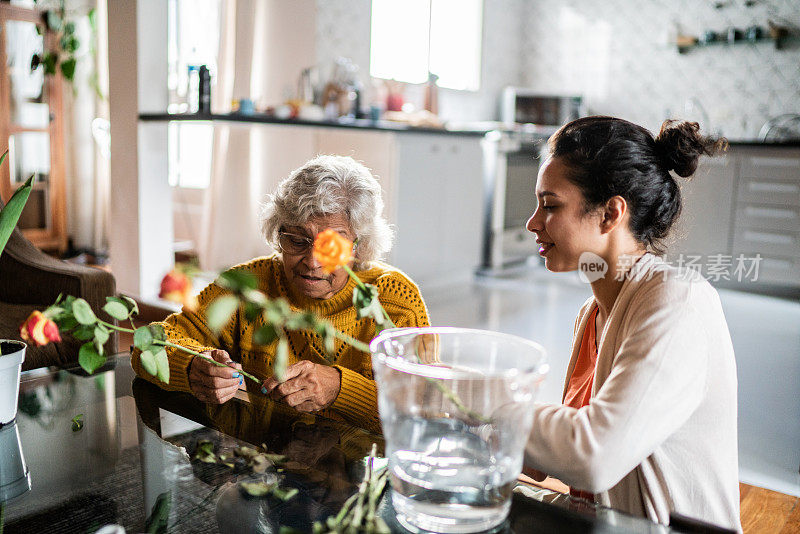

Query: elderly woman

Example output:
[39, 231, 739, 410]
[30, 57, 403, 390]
[131, 155, 430, 432]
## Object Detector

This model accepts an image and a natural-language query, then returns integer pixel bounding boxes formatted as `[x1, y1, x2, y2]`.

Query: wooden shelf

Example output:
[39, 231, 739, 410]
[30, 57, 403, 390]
[677, 34, 800, 53]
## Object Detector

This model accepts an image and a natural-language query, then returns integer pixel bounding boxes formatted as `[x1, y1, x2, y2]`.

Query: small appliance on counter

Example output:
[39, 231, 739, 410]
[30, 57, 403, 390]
[480, 88, 584, 271]
[500, 87, 583, 129]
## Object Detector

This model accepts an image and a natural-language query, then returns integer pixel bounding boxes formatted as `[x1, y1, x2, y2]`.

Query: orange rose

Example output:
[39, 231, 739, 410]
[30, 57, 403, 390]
[159, 269, 198, 311]
[19, 310, 62, 347]
[313, 229, 354, 274]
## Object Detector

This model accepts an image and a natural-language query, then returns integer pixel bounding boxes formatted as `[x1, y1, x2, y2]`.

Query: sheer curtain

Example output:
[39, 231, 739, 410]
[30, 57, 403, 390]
[198, 0, 316, 271]
[63, 0, 111, 256]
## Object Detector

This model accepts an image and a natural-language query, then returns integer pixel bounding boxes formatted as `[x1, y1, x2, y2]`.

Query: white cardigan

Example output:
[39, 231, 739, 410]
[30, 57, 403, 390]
[524, 254, 741, 531]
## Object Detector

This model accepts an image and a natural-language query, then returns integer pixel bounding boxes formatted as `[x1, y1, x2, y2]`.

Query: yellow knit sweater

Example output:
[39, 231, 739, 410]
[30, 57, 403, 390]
[130, 255, 430, 433]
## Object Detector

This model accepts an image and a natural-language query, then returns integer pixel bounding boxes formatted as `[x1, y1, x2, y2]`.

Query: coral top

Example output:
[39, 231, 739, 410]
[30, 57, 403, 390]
[564, 305, 599, 501]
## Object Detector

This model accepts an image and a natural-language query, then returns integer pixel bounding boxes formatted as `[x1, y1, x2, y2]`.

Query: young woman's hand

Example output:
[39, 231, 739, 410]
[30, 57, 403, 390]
[522, 465, 548, 482]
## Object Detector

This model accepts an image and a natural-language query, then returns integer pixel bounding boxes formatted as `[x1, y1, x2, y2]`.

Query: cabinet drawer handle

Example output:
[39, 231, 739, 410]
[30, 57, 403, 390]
[743, 206, 798, 219]
[748, 157, 800, 168]
[747, 182, 800, 194]
[743, 231, 795, 245]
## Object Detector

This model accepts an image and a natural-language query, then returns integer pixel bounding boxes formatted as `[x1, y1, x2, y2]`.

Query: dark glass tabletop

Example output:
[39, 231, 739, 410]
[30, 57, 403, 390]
[0, 354, 676, 533]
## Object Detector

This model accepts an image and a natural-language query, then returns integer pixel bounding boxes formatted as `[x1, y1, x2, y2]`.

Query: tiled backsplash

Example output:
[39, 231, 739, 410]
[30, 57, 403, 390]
[315, 0, 525, 122]
[521, 0, 800, 139]
[316, 0, 800, 138]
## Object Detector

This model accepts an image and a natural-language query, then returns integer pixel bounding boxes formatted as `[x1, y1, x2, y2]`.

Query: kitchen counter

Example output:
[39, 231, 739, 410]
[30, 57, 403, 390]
[138, 112, 490, 137]
[138, 114, 800, 146]
[726, 139, 800, 147]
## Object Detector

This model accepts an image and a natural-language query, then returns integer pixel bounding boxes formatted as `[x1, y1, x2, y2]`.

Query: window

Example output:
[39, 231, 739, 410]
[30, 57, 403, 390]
[166, 0, 220, 188]
[370, 0, 483, 91]
[167, 122, 213, 189]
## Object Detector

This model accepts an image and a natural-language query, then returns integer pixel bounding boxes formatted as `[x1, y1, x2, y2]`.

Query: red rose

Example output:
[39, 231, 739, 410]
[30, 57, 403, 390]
[19, 310, 62, 346]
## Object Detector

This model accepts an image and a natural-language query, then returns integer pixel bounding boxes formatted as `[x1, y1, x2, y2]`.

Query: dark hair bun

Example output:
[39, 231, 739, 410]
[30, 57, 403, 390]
[654, 120, 728, 177]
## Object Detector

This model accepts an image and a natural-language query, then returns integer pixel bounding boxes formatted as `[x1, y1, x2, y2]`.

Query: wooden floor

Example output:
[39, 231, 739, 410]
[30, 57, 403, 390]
[740, 483, 800, 533]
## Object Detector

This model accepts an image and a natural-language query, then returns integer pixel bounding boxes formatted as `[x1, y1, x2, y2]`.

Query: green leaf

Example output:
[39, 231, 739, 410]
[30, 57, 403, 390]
[94, 324, 109, 345]
[192, 440, 217, 463]
[140, 349, 157, 376]
[102, 300, 129, 321]
[242, 288, 267, 306]
[133, 326, 154, 351]
[144, 491, 171, 534]
[71, 298, 97, 325]
[43, 305, 64, 320]
[71, 413, 84, 432]
[264, 299, 291, 325]
[58, 315, 79, 331]
[60, 34, 78, 54]
[262, 453, 288, 464]
[60, 57, 76, 81]
[148, 323, 166, 342]
[274, 338, 288, 382]
[239, 481, 275, 498]
[78, 342, 105, 374]
[106, 295, 140, 316]
[46, 10, 62, 32]
[217, 269, 258, 291]
[253, 324, 279, 346]
[243, 301, 261, 322]
[42, 51, 57, 75]
[0, 168, 33, 258]
[272, 487, 298, 501]
[284, 311, 313, 330]
[72, 324, 95, 341]
[154, 347, 169, 384]
[321, 324, 335, 355]
[353, 284, 386, 325]
[205, 294, 238, 333]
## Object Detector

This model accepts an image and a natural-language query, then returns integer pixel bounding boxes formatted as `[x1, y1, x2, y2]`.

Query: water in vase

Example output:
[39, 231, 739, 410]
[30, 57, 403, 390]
[387, 416, 517, 533]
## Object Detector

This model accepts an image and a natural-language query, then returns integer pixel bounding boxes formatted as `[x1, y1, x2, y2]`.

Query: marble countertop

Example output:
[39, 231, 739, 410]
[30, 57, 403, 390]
[138, 113, 800, 146]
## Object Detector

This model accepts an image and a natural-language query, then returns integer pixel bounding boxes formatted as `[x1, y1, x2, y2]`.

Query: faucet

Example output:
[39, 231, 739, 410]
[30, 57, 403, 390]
[758, 114, 800, 141]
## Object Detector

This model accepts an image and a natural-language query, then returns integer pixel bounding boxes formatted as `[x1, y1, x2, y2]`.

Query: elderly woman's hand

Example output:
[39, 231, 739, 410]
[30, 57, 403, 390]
[188, 349, 243, 404]
[261, 361, 341, 412]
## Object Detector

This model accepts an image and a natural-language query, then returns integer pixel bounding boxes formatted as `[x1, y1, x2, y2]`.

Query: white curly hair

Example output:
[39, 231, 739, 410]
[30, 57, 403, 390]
[260, 155, 394, 269]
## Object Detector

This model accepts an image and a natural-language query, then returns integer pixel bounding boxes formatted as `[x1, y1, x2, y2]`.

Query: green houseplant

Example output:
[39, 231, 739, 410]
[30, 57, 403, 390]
[0, 150, 34, 425]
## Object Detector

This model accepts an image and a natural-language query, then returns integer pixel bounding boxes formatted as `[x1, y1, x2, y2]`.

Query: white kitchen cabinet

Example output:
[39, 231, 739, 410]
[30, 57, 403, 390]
[670, 145, 800, 293]
[670, 154, 735, 258]
[154, 116, 486, 287]
[732, 147, 800, 287]
[392, 134, 485, 286]
[314, 128, 398, 226]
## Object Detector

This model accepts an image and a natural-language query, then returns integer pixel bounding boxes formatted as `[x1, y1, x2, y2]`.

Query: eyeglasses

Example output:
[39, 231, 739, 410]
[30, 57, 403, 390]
[278, 231, 314, 254]
[278, 229, 358, 255]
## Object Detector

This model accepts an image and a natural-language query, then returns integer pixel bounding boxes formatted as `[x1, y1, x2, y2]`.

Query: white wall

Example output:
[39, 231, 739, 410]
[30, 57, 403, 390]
[315, 0, 800, 137]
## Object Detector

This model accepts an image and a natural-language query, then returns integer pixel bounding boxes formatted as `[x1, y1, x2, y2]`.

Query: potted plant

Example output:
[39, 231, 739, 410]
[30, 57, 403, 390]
[0, 150, 34, 426]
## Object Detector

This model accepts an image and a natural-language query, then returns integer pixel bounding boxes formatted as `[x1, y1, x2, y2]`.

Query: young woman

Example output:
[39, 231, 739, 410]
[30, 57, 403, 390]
[523, 117, 740, 531]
